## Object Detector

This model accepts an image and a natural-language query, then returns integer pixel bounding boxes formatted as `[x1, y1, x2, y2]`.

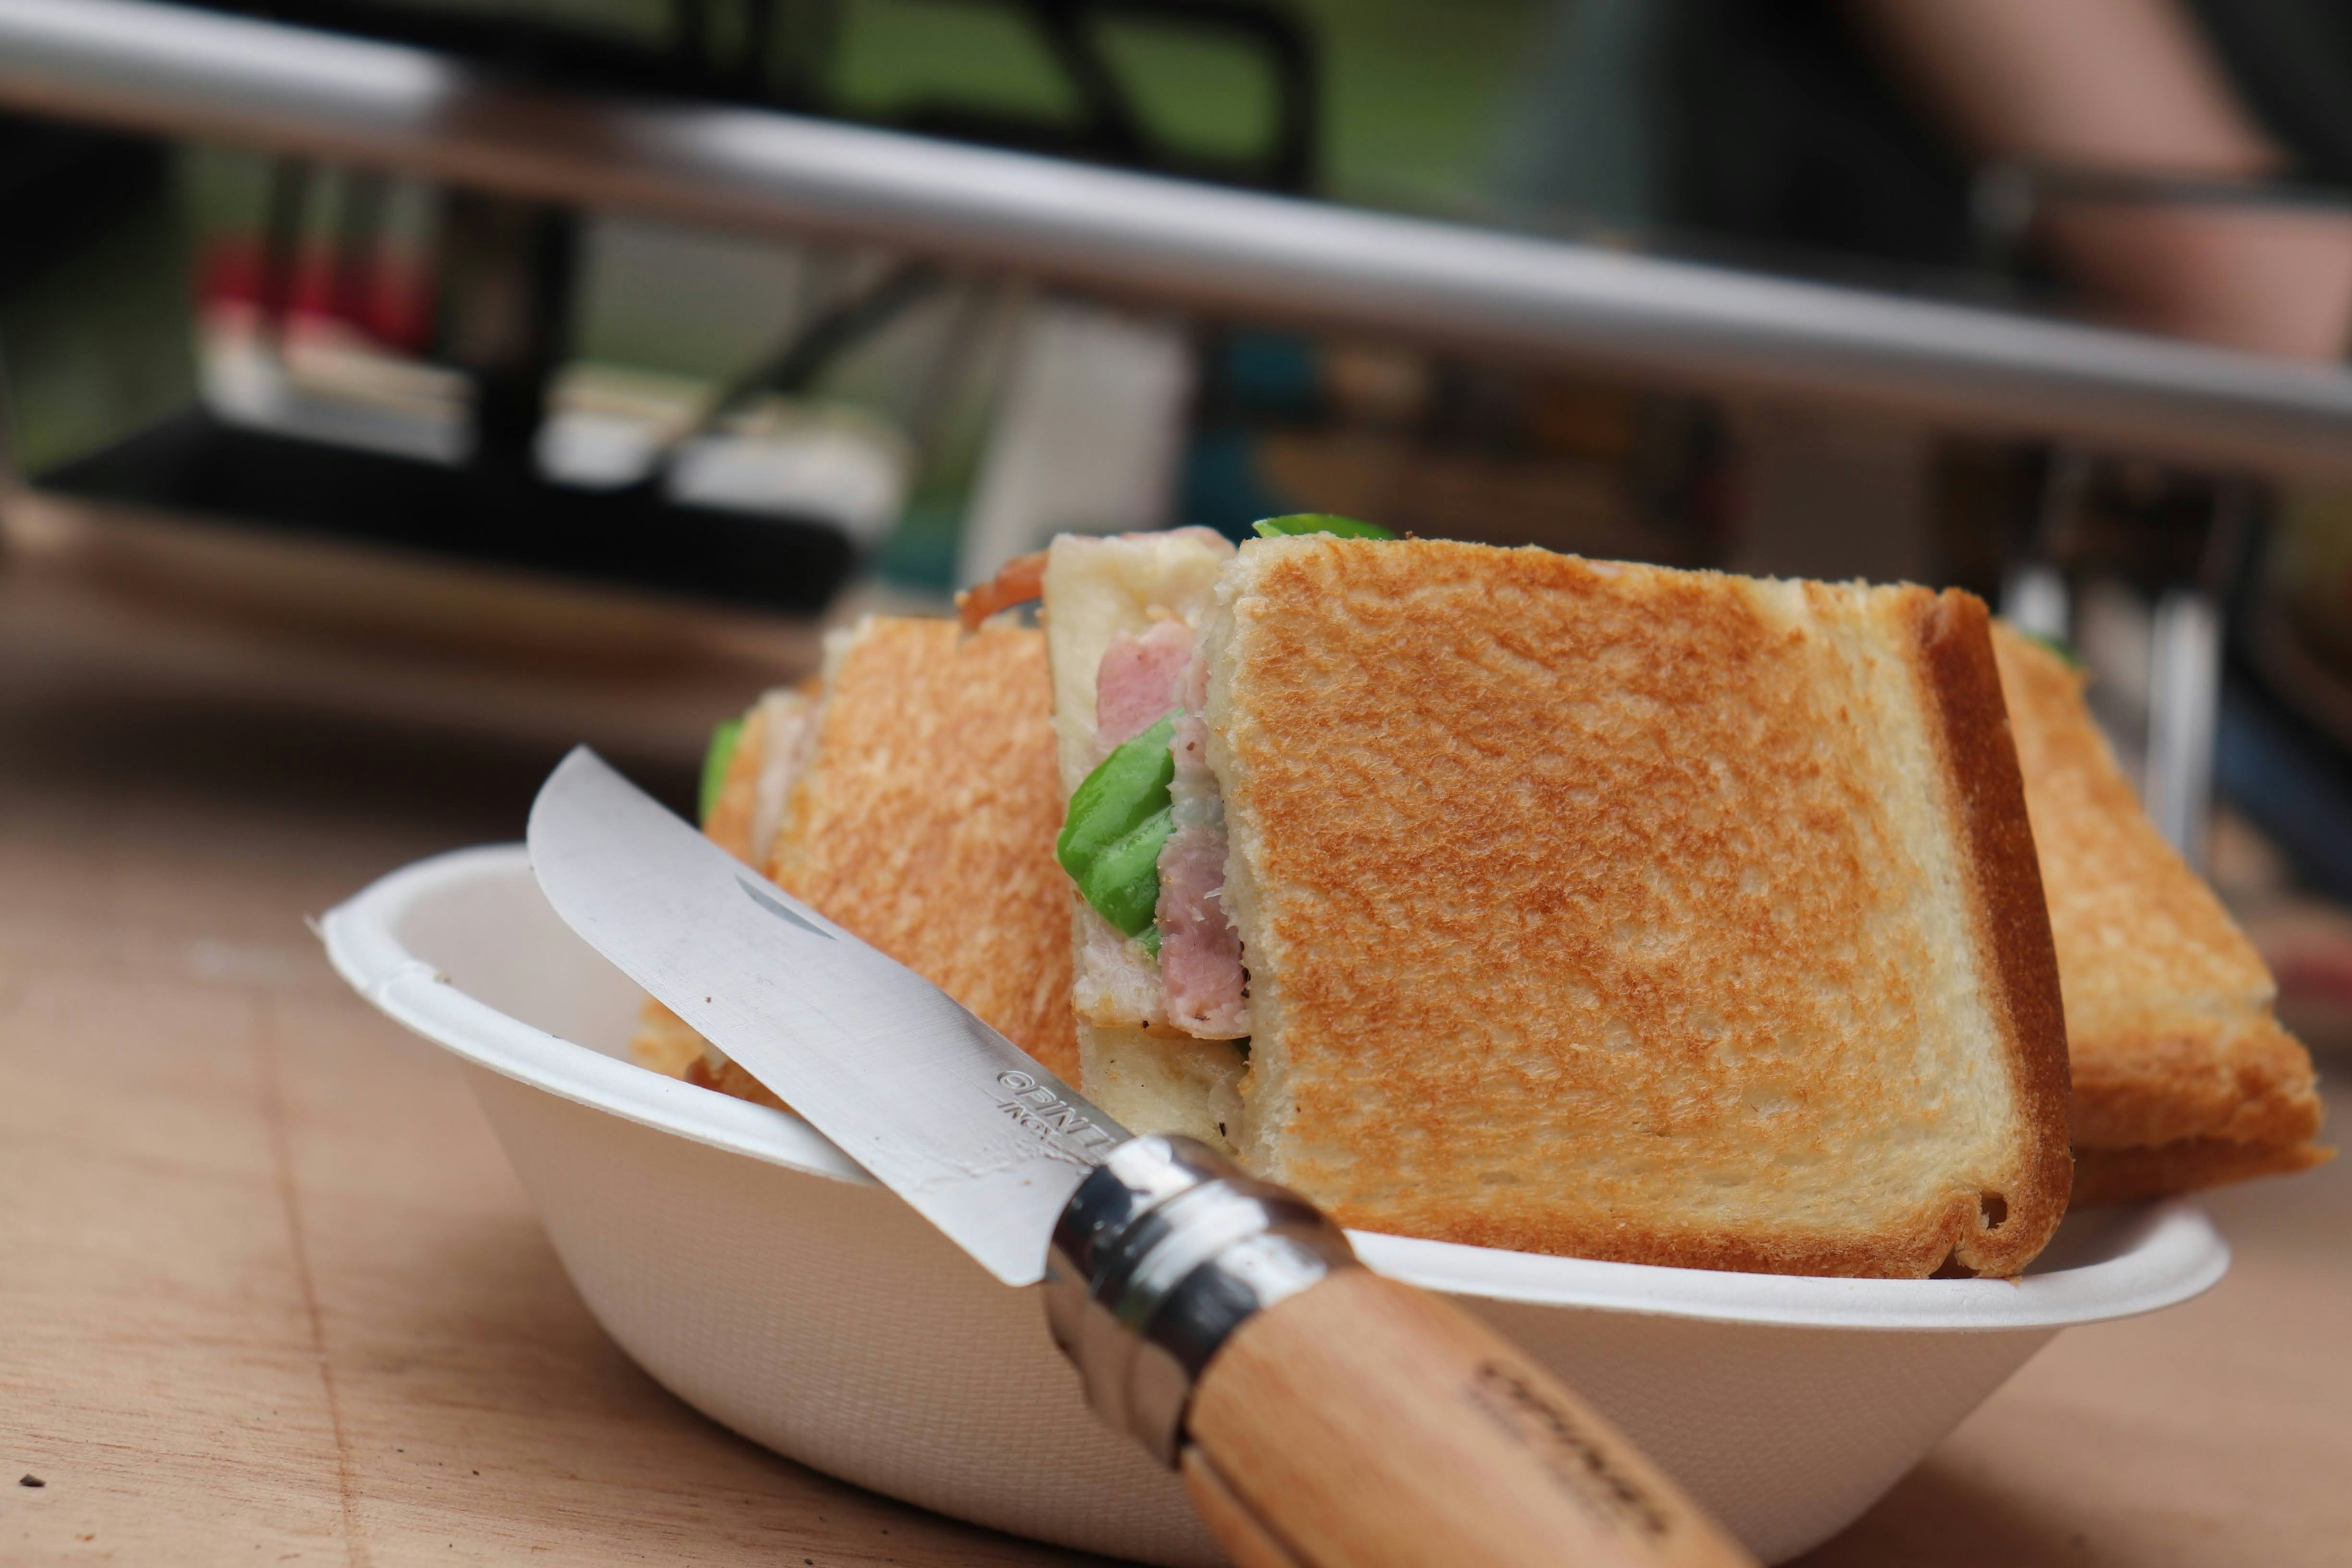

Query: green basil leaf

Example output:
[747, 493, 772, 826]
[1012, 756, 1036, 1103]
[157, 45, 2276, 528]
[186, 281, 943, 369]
[1252, 513, 1396, 540]
[699, 717, 745, 827]
[1057, 715, 1178, 940]
[1080, 805, 1175, 938]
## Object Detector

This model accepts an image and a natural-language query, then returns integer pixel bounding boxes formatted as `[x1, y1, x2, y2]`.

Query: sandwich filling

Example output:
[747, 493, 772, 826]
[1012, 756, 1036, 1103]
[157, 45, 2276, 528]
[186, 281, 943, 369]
[1095, 617, 1194, 746]
[1061, 619, 1251, 1034]
[1038, 528, 1251, 1042]
[1041, 518, 1392, 1044]
[1158, 662, 1250, 1036]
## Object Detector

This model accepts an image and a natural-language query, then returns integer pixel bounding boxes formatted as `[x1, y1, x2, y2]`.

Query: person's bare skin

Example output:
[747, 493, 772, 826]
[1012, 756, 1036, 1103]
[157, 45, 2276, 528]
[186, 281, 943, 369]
[1852, 0, 2352, 361]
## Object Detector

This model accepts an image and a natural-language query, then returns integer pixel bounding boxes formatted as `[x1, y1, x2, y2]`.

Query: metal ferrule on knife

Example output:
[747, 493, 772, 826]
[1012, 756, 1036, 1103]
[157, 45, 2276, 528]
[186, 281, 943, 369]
[1044, 1135, 1359, 1466]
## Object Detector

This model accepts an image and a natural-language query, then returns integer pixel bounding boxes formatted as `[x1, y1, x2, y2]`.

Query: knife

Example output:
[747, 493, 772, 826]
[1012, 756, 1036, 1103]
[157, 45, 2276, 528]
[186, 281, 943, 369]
[529, 747, 1757, 1568]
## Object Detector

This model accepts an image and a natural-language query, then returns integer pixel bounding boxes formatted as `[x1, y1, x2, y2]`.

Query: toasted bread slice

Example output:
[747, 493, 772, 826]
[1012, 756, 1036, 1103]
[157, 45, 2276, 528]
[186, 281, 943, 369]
[768, 615, 1077, 1079]
[685, 1052, 789, 1111]
[627, 614, 1077, 1088]
[1991, 623, 2329, 1197]
[630, 996, 715, 1080]
[1194, 539, 2071, 1277]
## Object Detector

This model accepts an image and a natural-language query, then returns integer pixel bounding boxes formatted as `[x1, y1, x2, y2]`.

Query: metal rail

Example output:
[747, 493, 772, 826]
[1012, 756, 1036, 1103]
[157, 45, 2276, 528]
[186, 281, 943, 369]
[6, 0, 2352, 477]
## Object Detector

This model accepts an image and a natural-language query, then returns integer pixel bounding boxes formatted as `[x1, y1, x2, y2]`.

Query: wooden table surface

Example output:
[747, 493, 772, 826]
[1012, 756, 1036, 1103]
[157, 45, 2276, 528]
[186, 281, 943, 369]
[3, 557, 2347, 1567]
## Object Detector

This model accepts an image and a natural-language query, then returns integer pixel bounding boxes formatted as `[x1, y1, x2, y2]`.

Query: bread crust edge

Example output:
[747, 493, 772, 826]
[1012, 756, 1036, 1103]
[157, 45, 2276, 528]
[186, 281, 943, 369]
[2072, 1135, 2334, 1205]
[1918, 589, 2075, 1273]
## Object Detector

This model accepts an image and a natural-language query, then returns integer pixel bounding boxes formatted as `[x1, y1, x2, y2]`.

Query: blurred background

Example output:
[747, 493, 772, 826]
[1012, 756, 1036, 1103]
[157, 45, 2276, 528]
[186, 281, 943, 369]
[2, 0, 2349, 1054]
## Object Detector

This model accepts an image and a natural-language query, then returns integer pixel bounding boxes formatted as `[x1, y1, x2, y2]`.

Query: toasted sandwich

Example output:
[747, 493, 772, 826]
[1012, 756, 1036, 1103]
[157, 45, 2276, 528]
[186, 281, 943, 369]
[1991, 623, 2329, 1202]
[628, 614, 1077, 1097]
[1037, 529, 2073, 1278]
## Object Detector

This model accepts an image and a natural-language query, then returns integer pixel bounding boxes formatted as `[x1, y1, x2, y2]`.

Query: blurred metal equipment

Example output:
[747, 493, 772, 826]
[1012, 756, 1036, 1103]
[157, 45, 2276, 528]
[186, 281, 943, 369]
[1999, 453, 2269, 872]
[1998, 451, 2092, 646]
[173, 0, 1319, 192]
[0, 0, 1321, 616]
[1999, 564, 2071, 644]
[2149, 584, 2223, 870]
[2141, 480, 2252, 874]
[13, 0, 2352, 851]
[7, 0, 2352, 480]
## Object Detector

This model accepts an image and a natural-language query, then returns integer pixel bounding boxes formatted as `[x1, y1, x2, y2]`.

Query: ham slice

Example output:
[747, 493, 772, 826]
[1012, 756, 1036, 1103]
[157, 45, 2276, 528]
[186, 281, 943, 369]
[1157, 819, 1250, 1036]
[1156, 709, 1250, 1036]
[1094, 619, 1195, 748]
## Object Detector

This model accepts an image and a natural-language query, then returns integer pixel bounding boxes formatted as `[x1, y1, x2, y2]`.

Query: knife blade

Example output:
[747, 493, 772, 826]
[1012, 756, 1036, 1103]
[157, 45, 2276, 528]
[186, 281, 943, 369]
[527, 745, 1757, 1568]
[526, 745, 1125, 1285]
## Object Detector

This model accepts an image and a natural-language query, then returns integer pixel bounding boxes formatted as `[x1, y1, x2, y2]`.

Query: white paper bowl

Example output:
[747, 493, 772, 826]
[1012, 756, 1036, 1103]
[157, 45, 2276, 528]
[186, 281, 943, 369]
[322, 846, 2228, 1565]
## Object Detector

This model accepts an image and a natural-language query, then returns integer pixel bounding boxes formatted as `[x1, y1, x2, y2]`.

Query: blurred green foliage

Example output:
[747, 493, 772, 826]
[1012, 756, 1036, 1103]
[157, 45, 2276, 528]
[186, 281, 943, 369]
[829, 0, 1547, 206]
[1, 194, 194, 475]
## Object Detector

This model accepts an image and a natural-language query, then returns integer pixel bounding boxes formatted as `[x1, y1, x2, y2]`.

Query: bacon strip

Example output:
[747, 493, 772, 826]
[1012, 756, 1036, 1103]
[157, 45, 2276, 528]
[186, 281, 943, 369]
[956, 549, 1047, 631]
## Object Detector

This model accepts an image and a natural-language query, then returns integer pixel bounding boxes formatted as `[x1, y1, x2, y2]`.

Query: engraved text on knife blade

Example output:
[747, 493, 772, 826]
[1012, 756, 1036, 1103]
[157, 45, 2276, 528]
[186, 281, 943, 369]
[995, 1070, 1118, 1166]
[736, 862, 1117, 1172]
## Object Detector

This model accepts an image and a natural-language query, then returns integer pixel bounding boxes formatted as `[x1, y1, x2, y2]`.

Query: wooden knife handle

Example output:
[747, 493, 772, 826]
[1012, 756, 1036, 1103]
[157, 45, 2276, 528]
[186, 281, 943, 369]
[1045, 1137, 1757, 1567]
[1175, 1267, 1756, 1568]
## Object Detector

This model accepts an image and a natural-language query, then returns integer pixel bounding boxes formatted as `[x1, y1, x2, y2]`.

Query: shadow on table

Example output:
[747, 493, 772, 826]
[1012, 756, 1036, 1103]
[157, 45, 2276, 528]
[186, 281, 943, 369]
[1793, 1460, 2095, 1566]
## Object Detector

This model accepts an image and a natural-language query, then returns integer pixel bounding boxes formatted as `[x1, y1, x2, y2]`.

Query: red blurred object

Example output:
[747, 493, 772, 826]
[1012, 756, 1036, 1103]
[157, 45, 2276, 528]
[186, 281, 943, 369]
[197, 236, 435, 350]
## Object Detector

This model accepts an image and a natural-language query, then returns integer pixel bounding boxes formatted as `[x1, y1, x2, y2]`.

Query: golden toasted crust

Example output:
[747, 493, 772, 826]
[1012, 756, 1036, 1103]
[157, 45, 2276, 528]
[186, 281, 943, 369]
[767, 617, 1078, 1081]
[1992, 623, 2328, 1187]
[2073, 1136, 2334, 1206]
[1914, 592, 2076, 1254]
[1209, 540, 2070, 1278]
[628, 997, 712, 1079]
[2067, 1012, 2324, 1150]
[685, 1053, 790, 1111]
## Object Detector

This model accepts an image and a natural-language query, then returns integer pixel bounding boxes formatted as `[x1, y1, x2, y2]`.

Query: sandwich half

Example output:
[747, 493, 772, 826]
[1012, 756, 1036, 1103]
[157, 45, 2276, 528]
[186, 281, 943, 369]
[630, 614, 1077, 1098]
[1992, 622, 2330, 1202]
[1042, 532, 2073, 1278]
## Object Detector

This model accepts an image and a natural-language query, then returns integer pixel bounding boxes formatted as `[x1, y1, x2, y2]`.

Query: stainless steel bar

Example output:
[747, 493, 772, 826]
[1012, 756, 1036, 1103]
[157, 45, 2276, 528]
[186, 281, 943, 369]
[8, 0, 2352, 477]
